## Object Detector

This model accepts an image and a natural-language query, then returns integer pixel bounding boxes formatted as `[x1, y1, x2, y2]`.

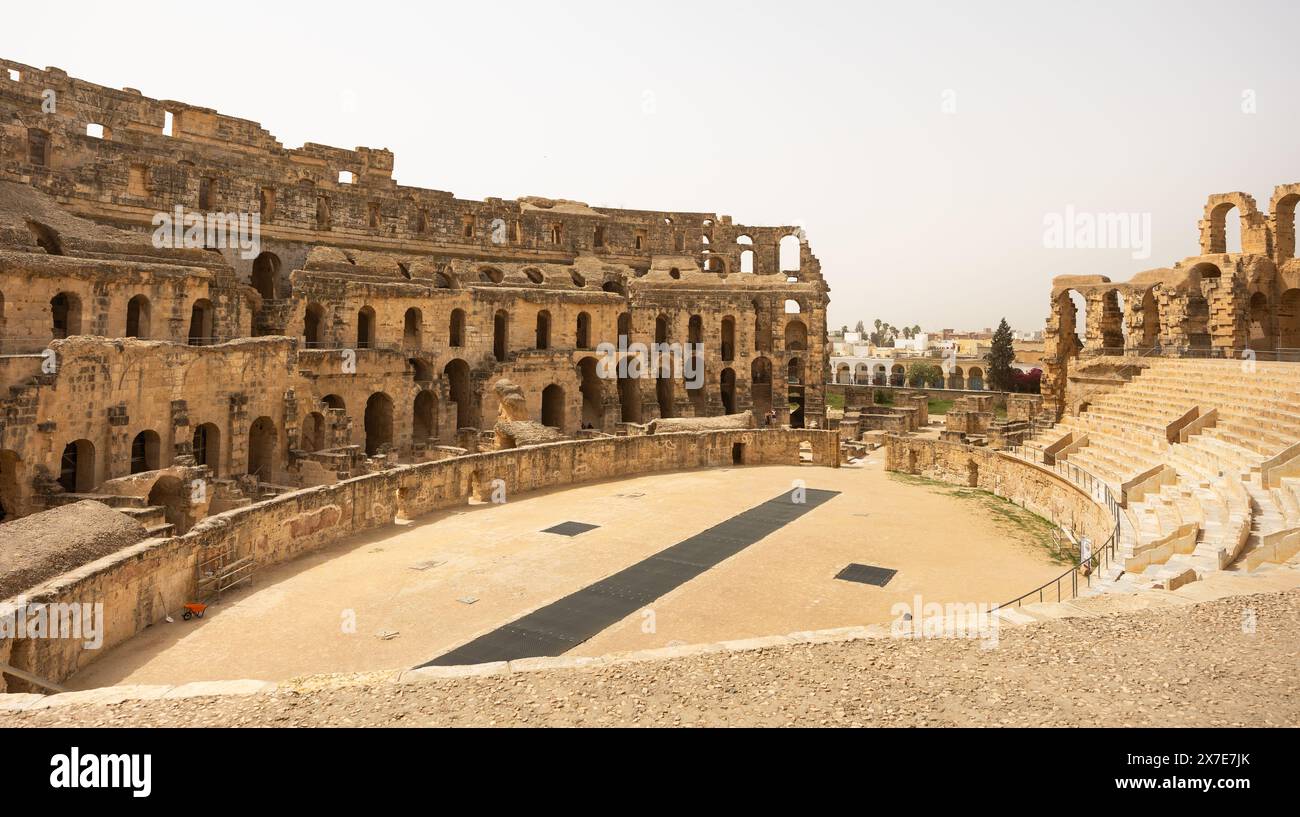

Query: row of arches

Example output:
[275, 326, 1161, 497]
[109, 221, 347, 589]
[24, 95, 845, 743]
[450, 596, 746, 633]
[37, 292, 216, 344]
[833, 363, 987, 390]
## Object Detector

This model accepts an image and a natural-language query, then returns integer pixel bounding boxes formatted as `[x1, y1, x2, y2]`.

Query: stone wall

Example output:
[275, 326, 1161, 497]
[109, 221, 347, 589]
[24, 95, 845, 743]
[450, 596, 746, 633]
[0, 428, 837, 690]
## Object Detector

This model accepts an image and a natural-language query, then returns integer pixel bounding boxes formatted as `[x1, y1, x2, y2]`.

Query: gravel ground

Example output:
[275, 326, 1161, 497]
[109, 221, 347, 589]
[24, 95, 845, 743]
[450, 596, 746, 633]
[4, 590, 1297, 727]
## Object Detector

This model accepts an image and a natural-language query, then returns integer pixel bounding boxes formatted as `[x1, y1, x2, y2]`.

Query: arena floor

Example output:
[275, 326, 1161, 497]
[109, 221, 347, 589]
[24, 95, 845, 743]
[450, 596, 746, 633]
[68, 453, 1070, 689]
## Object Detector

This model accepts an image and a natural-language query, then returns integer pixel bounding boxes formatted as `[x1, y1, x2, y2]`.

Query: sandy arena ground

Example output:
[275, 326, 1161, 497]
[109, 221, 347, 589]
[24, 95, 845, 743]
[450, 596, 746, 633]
[68, 453, 1068, 689]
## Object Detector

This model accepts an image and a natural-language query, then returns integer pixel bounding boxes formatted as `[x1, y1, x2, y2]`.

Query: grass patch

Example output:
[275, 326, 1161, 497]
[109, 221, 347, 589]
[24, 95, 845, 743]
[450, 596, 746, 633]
[888, 472, 1074, 565]
[825, 392, 846, 411]
[927, 399, 954, 416]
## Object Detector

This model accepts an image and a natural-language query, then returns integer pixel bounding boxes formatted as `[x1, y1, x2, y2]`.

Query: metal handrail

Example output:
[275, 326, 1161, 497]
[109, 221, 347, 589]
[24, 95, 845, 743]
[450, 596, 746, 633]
[998, 445, 1124, 608]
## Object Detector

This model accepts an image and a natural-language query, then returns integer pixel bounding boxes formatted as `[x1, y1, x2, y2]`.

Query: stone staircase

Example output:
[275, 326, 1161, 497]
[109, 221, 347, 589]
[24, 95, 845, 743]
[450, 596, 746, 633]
[45, 492, 175, 539]
[1026, 359, 1300, 593]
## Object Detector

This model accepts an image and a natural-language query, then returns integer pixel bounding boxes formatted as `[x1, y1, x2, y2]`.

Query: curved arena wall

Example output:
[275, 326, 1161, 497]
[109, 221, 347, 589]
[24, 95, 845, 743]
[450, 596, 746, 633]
[0, 429, 838, 690]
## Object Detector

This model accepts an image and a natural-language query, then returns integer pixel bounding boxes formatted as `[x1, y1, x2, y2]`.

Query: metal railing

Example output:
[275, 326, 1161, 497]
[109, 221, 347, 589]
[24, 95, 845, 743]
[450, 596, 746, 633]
[999, 444, 1125, 608]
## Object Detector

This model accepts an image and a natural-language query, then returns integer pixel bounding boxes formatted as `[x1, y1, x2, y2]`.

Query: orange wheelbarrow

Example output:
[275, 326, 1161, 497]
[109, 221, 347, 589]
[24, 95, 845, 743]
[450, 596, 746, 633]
[181, 603, 208, 621]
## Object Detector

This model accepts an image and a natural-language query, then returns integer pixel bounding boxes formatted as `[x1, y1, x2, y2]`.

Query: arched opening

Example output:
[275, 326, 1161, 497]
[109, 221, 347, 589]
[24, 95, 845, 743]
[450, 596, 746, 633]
[617, 312, 632, 343]
[130, 430, 160, 474]
[1056, 290, 1083, 358]
[655, 314, 669, 345]
[304, 302, 325, 347]
[751, 357, 772, 420]
[1279, 289, 1300, 349]
[835, 364, 851, 384]
[688, 315, 703, 345]
[948, 366, 965, 390]
[1250, 292, 1276, 352]
[188, 299, 214, 345]
[493, 310, 509, 362]
[891, 364, 905, 387]
[720, 368, 736, 414]
[1140, 288, 1161, 349]
[363, 393, 394, 456]
[147, 476, 188, 534]
[968, 367, 985, 391]
[576, 312, 592, 350]
[192, 423, 221, 476]
[1210, 202, 1242, 254]
[403, 308, 423, 349]
[58, 439, 95, 494]
[578, 358, 603, 428]
[126, 294, 151, 339]
[618, 366, 641, 424]
[779, 234, 801, 273]
[0, 450, 20, 523]
[322, 394, 346, 412]
[739, 249, 755, 274]
[874, 364, 887, 386]
[542, 384, 565, 430]
[535, 310, 552, 350]
[787, 358, 805, 386]
[444, 359, 476, 430]
[449, 309, 466, 347]
[855, 363, 870, 384]
[301, 412, 326, 452]
[51, 292, 82, 339]
[753, 300, 770, 352]
[356, 306, 376, 349]
[655, 375, 674, 419]
[721, 316, 735, 361]
[247, 416, 277, 479]
[413, 391, 437, 443]
[784, 320, 808, 352]
[252, 252, 280, 300]
[1101, 289, 1126, 351]
[1276, 193, 1299, 261]
[410, 358, 433, 385]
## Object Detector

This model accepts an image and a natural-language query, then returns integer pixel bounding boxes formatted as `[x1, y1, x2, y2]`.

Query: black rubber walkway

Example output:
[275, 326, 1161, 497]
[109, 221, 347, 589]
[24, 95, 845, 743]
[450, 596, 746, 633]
[420, 488, 840, 667]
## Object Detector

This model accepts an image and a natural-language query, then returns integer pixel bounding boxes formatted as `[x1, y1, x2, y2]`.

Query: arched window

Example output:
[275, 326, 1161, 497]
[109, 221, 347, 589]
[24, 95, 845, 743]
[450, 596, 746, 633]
[779, 234, 801, 272]
[304, 303, 325, 347]
[494, 310, 509, 361]
[188, 299, 214, 345]
[356, 306, 376, 349]
[535, 310, 552, 350]
[449, 309, 466, 347]
[576, 312, 592, 350]
[51, 292, 82, 339]
[126, 295, 151, 339]
[130, 430, 160, 474]
[251, 252, 280, 300]
[403, 307, 423, 350]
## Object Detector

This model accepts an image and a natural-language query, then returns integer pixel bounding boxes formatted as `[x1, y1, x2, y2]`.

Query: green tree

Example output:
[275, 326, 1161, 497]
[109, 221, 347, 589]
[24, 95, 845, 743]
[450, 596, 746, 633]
[906, 361, 943, 388]
[986, 318, 1016, 392]
[855, 320, 866, 334]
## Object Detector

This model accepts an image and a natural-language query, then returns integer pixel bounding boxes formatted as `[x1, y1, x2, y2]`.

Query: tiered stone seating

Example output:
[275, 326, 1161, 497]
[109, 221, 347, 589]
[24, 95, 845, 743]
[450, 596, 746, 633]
[1026, 358, 1300, 590]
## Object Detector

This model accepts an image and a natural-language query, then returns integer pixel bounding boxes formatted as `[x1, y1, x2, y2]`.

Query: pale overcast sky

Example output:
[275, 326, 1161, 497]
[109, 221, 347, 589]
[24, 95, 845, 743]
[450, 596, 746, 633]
[4, 0, 1298, 334]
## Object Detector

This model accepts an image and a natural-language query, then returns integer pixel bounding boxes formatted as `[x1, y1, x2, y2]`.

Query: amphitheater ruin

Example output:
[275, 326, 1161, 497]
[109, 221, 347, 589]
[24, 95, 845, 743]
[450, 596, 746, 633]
[0, 58, 1298, 725]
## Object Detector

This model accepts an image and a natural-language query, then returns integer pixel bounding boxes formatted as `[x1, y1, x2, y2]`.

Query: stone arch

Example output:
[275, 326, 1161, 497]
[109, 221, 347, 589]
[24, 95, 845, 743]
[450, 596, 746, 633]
[750, 356, 773, 420]
[147, 475, 188, 534]
[252, 251, 280, 300]
[51, 292, 82, 339]
[1100, 288, 1126, 351]
[403, 307, 423, 349]
[948, 366, 965, 389]
[1270, 186, 1300, 261]
[655, 314, 669, 344]
[688, 315, 704, 345]
[1139, 287, 1161, 349]
[753, 299, 770, 352]
[301, 411, 326, 452]
[787, 357, 805, 385]
[617, 312, 632, 342]
[444, 359, 476, 430]
[835, 363, 851, 384]
[363, 393, 394, 456]
[784, 320, 808, 352]
[874, 364, 887, 386]
[248, 416, 278, 478]
[356, 306, 376, 349]
[1203, 196, 1255, 254]
[739, 249, 755, 274]
[720, 368, 737, 414]
[58, 439, 95, 494]
[967, 367, 985, 390]
[576, 312, 592, 350]
[618, 365, 641, 424]
[493, 310, 509, 361]
[855, 363, 870, 384]
[130, 429, 161, 474]
[0, 450, 21, 522]
[891, 364, 905, 387]
[449, 308, 466, 347]
[413, 390, 438, 443]
[1250, 291, 1276, 352]
[1279, 289, 1300, 349]
[188, 298, 215, 345]
[541, 384, 565, 430]
[304, 302, 326, 347]
[720, 316, 736, 361]
[192, 422, 221, 476]
[578, 357, 603, 428]
[779, 234, 801, 273]
[535, 310, 552, 350]
[655, 374, 675, 419]
[126, 294, 151, 339]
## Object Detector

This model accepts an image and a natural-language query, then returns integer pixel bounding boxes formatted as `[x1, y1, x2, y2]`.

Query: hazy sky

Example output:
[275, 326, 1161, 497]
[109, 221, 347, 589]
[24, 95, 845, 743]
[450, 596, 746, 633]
[4, 0, 1298, 334]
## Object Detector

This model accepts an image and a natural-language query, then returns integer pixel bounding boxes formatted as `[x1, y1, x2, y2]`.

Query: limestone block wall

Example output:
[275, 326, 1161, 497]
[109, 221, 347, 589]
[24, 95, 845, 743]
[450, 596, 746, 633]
[885, 435, 1115, 565]
[0, 429, 837, 689]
